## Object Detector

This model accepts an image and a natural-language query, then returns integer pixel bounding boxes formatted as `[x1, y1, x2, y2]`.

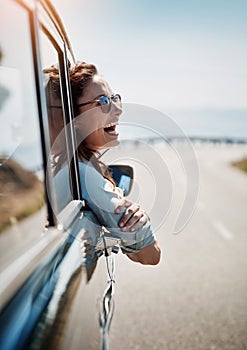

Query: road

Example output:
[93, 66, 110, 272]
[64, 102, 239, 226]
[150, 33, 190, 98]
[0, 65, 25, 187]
[104, 143, 247, 350]
[1, 143, 246, 350]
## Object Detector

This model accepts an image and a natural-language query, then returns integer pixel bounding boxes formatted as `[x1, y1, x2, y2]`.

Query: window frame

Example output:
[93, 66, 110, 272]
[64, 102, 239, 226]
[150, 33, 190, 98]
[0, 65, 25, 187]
[29, 0, 83, 224]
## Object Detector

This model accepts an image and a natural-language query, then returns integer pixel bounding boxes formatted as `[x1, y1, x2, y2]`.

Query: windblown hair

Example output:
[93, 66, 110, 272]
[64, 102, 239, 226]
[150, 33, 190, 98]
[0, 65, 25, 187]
[44, 61, 114, 184]
[69, 62, 98, 115]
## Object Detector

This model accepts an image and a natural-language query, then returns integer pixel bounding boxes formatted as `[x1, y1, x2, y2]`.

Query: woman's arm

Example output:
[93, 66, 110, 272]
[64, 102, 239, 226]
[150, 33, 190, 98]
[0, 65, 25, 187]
[80, 163, 161, 265]
[114, 200, 161, 264]
[115, 199, 149, 231]
[126, 241, 161, 265]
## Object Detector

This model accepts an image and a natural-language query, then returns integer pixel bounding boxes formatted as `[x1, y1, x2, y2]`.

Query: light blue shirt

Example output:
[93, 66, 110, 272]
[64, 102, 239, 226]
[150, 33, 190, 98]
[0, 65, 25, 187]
[55, 161, 155, 253]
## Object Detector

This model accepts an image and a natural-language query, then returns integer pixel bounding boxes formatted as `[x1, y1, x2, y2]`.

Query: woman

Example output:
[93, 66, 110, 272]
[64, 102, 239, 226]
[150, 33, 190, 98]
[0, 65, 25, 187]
[46, 62, 161, 265]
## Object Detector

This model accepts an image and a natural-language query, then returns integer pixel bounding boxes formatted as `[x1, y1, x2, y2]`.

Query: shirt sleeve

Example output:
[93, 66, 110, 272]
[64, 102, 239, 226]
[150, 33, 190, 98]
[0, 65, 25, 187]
[79, 162, 155, 253]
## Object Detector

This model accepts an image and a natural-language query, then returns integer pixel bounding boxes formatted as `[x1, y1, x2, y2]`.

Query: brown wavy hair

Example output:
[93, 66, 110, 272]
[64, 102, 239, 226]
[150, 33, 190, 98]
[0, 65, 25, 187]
[44, 62, 114, 183]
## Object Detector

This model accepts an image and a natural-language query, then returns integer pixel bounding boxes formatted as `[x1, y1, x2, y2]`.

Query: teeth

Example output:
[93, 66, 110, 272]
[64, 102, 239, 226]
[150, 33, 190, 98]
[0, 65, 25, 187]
[104, 122, 118, 128]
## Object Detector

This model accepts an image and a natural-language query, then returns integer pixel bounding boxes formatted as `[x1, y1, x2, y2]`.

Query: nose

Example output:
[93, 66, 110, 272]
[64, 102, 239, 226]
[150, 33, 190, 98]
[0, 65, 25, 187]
[111, 101, 122, 117]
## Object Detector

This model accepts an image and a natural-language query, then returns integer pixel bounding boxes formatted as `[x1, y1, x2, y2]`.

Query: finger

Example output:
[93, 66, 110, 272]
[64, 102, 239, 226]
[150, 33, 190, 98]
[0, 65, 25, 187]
[114, 199, 132, 214]
[128, 215, 148, 231]
[119, 204, 140, 227]
[122, 211, 149, 231]
[121, 210, 144, 230]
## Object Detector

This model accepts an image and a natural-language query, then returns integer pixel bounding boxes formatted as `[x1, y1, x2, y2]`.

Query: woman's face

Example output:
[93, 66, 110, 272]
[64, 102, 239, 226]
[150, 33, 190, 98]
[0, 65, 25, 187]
[76, 75, 122, 150]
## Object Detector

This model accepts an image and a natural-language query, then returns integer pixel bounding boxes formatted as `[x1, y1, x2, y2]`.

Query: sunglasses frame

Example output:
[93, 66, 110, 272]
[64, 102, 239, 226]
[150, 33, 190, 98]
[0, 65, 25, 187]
[77, 94, 122, 113]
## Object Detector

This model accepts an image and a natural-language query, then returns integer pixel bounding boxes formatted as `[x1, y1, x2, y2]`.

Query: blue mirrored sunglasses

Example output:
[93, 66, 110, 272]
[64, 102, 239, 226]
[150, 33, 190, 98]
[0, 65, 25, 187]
[77, 94, 122, 113]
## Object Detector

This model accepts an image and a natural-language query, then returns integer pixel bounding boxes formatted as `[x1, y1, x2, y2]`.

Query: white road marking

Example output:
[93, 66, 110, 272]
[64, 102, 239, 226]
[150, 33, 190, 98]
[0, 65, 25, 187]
[213, 220, 234, 240]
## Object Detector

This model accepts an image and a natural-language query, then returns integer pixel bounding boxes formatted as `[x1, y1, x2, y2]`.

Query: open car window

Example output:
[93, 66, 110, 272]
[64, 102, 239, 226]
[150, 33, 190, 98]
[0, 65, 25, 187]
[39, 25, 73, 215]
[35, 1, 81, 221]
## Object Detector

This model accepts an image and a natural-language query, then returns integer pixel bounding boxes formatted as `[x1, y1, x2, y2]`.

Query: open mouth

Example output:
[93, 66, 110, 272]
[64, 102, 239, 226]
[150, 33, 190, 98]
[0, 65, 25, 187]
[104, 122, 119, 136]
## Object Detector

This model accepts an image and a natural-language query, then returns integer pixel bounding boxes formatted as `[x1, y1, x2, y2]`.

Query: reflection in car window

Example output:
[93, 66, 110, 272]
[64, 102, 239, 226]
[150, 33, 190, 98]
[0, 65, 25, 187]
[0, 1, 45, 266]
[39, 30, 73, 216]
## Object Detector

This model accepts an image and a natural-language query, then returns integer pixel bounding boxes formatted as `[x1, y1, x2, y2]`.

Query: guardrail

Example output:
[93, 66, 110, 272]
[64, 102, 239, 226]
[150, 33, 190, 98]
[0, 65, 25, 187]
[120, 136, 247, 145]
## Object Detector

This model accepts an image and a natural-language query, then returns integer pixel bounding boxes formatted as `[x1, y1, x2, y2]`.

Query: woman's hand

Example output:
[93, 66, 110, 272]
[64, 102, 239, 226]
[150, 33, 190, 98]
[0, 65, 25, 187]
[114, 199, 149, 231]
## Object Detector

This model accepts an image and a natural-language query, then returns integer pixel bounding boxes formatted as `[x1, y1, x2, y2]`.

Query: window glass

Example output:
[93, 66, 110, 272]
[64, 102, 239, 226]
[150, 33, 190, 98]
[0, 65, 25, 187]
[39, 29, 73, 216]
[0, 2, 46, 266]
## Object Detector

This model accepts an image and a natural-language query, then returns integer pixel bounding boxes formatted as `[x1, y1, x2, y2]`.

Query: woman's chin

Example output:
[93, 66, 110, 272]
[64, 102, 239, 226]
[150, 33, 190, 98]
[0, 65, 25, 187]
[103, 132, 120, 148]
[108, 139, 120, 148]
[101, 138, 120, 149]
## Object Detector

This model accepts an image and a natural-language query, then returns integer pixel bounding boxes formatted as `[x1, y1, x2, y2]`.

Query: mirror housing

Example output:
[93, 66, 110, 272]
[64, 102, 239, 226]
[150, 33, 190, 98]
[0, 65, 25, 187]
[108, 165, 134, 196]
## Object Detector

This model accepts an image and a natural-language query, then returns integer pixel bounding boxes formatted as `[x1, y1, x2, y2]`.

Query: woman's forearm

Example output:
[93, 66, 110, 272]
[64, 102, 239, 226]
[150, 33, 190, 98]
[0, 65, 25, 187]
[127, 241, 161, 265]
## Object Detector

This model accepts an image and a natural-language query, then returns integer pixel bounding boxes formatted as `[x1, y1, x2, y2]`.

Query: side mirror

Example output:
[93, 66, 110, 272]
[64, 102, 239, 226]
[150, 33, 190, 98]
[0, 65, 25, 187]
[108, 165, 134, 196]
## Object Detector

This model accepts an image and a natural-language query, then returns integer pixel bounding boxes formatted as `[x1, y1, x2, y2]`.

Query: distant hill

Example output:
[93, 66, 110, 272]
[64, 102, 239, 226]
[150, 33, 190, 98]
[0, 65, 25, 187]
[0, 157, 44, 233]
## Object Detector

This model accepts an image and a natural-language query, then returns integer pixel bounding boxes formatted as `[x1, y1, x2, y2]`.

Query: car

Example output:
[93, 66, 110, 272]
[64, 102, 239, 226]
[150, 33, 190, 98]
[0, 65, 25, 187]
[0, 1, 133, 349]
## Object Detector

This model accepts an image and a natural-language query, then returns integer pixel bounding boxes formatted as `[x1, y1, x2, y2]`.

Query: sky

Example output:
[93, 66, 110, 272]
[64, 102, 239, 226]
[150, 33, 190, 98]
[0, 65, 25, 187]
[52, 0, 247, 111]
[0, 0, 247, 158]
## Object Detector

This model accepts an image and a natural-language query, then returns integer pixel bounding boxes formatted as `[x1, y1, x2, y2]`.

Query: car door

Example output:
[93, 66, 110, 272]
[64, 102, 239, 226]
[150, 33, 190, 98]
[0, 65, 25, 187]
[0, 1, 117, 349]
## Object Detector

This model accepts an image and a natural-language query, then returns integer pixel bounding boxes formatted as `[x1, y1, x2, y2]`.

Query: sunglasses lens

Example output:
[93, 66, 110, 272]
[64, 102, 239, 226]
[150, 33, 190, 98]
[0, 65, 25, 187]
[99, 96, 110, 105]
[99, 96, 111, 113]
[112, 94, 122, 108]
[98, 94, 122, 113]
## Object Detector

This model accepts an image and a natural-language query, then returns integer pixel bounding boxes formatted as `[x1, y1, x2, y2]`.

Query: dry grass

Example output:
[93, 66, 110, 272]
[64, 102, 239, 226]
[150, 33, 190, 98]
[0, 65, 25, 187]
[0, 157, 45, 233]
[232, 157, 247, 174]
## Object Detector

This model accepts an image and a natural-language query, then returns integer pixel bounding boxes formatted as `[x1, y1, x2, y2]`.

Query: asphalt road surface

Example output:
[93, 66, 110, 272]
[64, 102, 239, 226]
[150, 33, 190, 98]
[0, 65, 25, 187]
[1, 143, 247, 350]
[104, 143, 247, 350]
